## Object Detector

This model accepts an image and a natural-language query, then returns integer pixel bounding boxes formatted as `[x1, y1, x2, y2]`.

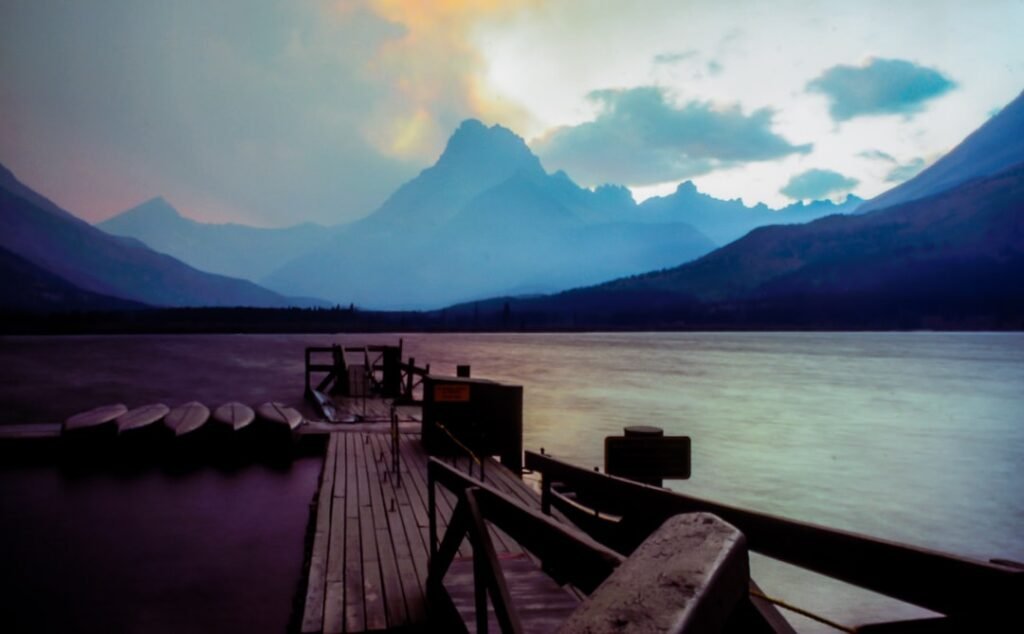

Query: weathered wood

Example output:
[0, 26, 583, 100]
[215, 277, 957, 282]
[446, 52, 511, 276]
[320, 437, 345, 634]
[304, 431, 591, 633]
[343, 434, 365, 633]
[323, 582, 345, 634]
[430, 458, 624, 595]
[362, 432, 408, 629]
[372, 433, 427, 624]
[465, 488, 524, 634]
[302, 434, 338, 633]
[356, 434, 387, 632]
[557, 513, 749, 634]
[445, 555, 582, 634]
[526, 451, 1023, 620]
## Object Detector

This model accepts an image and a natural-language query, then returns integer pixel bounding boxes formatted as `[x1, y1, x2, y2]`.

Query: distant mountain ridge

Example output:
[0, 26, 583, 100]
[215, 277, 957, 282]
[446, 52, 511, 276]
[256, 119, 861, 308]
[100, 197, 332, 282]
[94, 118, 863, 308]
[471, 159, 1024, 327]
[858, 89, 1024, 214]
[261, 120, 717, 308]
[637, 180, 862, 245]
[0, 163, 300, 310]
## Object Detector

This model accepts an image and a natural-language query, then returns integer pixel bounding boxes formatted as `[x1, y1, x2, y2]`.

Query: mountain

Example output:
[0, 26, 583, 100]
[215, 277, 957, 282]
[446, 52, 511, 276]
[0, 245, 146, 312]
[99, 197, 333, 282]
[0, 163, 297, 309]
[262, 120, 714, 309]
[476, 160, 1024, 328]
[637, 180, 863, 244]
[858, 90, 1024, 214]
[0, 163, 80, 221]
[365, 119, 546, 230]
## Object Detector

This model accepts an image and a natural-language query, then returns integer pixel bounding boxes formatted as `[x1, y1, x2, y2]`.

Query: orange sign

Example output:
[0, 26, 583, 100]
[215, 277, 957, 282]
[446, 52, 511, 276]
[434, 384, 471, 402]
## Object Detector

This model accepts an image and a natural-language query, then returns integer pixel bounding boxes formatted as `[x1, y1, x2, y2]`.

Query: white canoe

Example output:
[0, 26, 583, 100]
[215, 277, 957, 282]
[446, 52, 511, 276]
[164, 401, 210, 436]
[256, 402, 303, 431]
[212, 402, 255, 431]
[64, 403, 128, 433]
[116, 403, 170, 433]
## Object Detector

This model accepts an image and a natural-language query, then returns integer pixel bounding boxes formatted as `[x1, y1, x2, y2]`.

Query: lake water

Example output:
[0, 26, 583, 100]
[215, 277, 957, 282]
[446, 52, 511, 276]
[2, 331, 1022, 631]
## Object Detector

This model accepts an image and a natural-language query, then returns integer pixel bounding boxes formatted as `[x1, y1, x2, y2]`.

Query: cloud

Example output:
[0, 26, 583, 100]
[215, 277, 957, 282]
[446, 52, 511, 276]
[533, 86, 811, 186]
[359, 0, 537, 161]
[884, 157, 926, 182]
[706, 59, 723, 75]
[807, 58, 956, 121]
[858, 149, 897, 163]
[781, 169, 859, 200]
[653, 50, 698, 65]
[0, 0, 537, 225]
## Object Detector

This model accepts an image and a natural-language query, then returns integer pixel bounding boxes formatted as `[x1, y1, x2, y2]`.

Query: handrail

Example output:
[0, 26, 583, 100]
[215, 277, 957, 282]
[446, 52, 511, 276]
[434, 422, 485, 481]
[427, 458, 624, 603]
[525, 450, 1022, 623]
[398, 357, 430, 403]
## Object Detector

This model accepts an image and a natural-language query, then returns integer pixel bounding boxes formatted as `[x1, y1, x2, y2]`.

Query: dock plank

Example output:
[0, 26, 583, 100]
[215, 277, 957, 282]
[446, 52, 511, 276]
[302, 434, 338, 633]
[355, 433, 387, 631]
[369, 433, 427, 624]
[303, 421, 582, 633]
[343, 433, 365, 633]
[362, 432, 408, 629]
[323, 436, 346, 633]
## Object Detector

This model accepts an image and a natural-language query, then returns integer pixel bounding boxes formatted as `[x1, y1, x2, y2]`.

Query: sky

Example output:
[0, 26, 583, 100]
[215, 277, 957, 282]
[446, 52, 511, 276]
[1, 0, 1022, 227]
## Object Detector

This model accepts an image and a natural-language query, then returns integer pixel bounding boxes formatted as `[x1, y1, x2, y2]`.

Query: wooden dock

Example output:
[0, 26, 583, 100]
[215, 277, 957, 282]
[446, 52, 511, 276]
[300, 427, 581, 633]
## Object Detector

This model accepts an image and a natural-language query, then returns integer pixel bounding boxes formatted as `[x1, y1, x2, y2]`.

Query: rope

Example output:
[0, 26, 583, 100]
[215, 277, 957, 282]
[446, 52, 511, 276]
[434, 422, 482, 467]
[749, 588, 857, 633]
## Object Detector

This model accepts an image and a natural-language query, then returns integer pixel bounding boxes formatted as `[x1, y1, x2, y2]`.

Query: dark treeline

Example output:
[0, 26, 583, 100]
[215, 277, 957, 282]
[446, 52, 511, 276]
[2, 286, 1022, 335]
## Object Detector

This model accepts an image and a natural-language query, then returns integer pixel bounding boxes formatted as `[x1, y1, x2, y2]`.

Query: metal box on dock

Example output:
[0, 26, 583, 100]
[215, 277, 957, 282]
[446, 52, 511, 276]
[421, 376, 523, 474]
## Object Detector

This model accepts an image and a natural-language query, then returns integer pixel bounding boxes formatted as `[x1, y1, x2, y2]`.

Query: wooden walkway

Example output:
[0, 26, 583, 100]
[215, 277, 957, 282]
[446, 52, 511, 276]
[301, 430, 580, 633]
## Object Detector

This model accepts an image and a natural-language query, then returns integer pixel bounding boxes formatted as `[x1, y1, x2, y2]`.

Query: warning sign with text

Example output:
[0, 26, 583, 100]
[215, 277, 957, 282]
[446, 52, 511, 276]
[434, 384, 471, 402]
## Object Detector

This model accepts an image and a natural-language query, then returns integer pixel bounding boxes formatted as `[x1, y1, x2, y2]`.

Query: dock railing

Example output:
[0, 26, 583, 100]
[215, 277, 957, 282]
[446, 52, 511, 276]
[427, 457, 626, 633]
[427, 457, 775, 633]
[305, 339, 430, 405]
[525, 450, 1023, 632]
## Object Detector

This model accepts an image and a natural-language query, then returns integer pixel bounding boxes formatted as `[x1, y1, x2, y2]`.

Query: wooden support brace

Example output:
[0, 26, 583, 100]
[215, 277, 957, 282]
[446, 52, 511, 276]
[465, 488, 523, 634]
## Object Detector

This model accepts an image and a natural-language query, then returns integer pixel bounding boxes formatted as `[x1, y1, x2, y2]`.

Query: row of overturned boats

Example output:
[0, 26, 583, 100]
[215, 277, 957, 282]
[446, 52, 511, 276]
[39, 399, 319, 471]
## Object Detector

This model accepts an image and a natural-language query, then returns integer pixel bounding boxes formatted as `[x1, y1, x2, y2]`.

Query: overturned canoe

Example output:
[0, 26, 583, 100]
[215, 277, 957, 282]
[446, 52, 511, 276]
[164, 401, 210, 437]
[64, 403, 128, 433]
[212, 402, 255, 431]
[255, 402, 303, 431]
[116, 403, 170, 433]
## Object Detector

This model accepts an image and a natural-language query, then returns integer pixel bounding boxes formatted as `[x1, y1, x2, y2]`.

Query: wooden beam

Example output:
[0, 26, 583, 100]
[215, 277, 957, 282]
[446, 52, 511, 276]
[557, 513, 749, 634]
[465, 488, 523, 634]
[429, 458, 624, 595]
[526, 451, 1023, 620]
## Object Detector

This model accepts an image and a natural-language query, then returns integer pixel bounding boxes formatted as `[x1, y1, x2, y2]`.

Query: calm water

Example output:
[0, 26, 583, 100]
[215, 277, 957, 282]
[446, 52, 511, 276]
[398, 331, 1024, 630]
[2, 331, 1022, 631]
[395, 332, 1024, 563]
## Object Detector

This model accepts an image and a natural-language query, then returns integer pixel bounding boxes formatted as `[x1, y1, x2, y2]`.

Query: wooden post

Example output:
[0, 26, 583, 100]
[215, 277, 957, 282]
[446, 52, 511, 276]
[382, 346, 401, 397]
[558, 513, 749, 634]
